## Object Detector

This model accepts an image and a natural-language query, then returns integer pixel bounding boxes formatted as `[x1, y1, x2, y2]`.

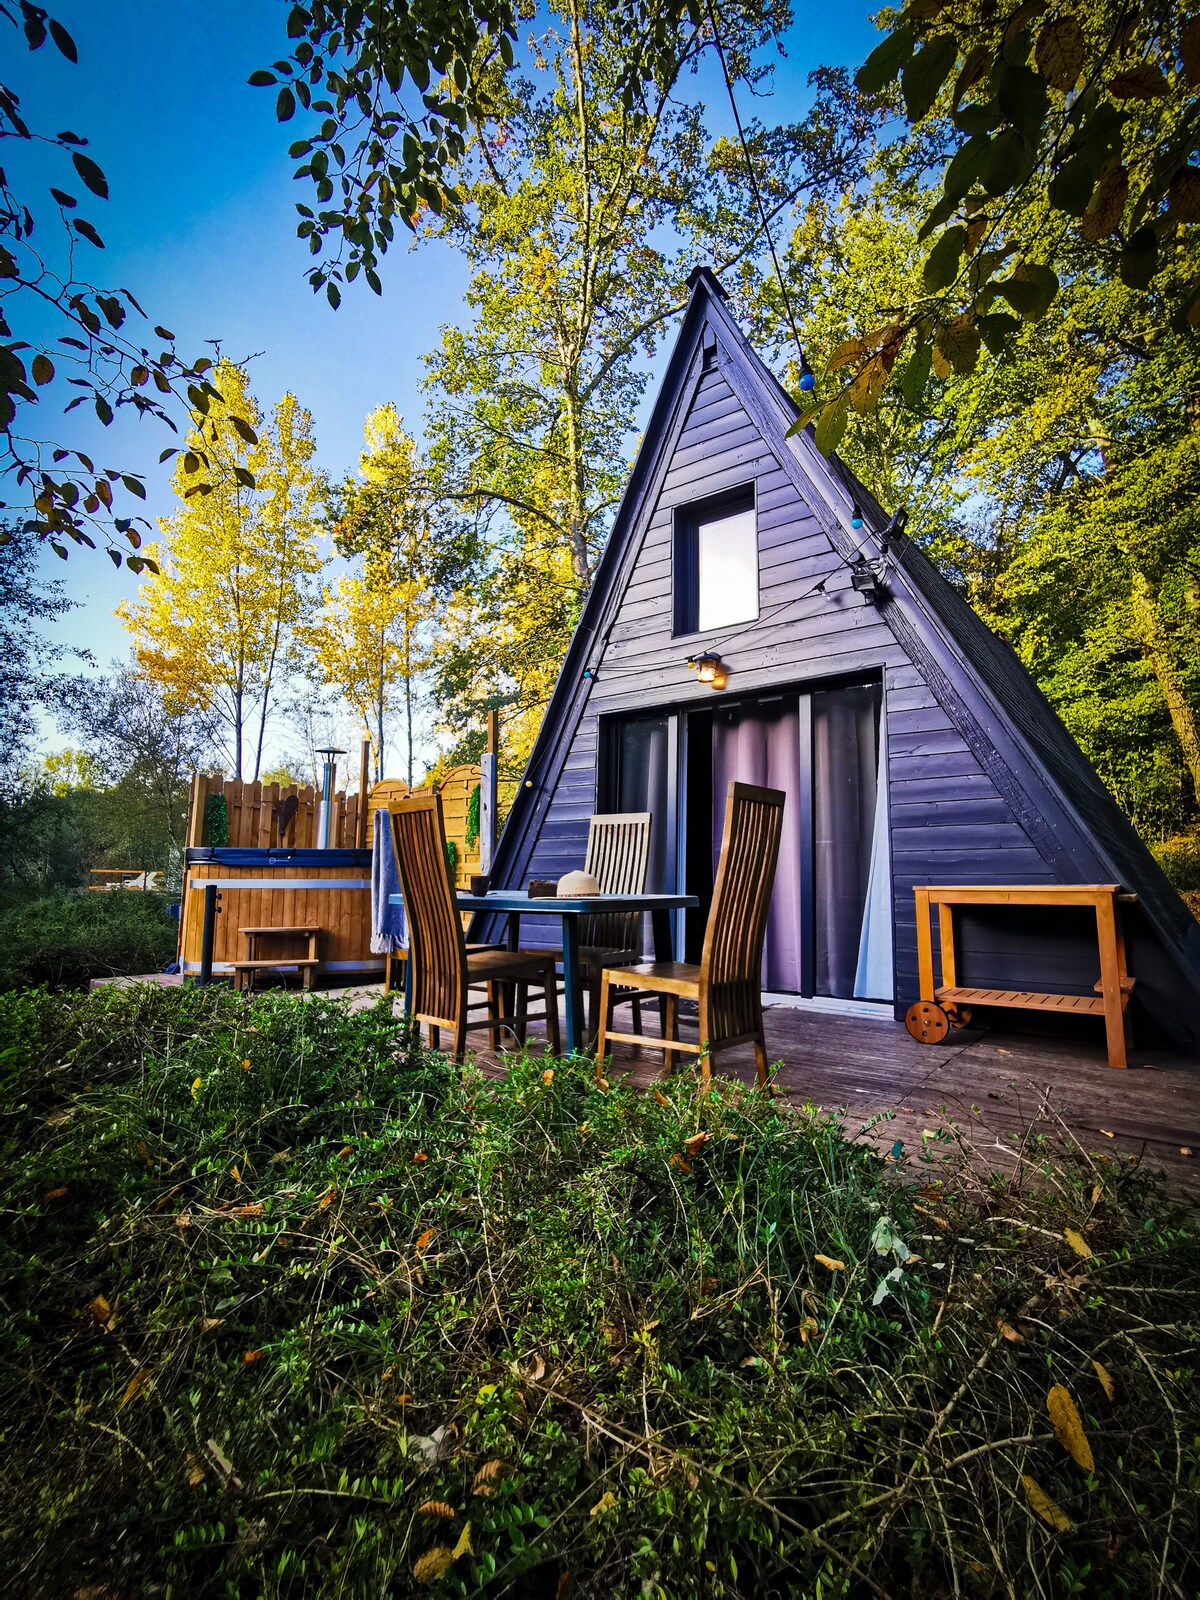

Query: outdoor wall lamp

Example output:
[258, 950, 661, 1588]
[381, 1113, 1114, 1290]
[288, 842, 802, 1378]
[688, 652, 728, 690]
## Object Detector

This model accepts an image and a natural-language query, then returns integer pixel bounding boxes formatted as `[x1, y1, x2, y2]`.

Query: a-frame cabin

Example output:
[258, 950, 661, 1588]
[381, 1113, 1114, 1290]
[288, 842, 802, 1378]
[486, 267, 1200, 1052]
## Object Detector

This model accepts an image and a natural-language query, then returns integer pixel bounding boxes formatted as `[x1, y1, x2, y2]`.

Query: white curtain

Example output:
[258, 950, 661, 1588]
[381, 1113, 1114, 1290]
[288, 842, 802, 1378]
[854, 715, 894, 1000]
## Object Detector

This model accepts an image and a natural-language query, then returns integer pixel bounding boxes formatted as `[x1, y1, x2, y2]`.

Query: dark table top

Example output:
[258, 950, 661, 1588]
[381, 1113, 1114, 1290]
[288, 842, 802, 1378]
[385, 890, 699, 914]
[453, 890, 699, 914]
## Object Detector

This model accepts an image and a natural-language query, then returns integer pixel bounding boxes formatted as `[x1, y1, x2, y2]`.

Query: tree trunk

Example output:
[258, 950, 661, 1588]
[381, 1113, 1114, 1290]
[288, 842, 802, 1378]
[562, 392, 591, 592]
[1130, 567, 1200, 809]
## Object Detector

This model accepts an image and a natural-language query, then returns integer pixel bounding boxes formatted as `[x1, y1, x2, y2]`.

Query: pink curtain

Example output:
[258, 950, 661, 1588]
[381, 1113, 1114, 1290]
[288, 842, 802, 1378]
[710, 698, 803, 990]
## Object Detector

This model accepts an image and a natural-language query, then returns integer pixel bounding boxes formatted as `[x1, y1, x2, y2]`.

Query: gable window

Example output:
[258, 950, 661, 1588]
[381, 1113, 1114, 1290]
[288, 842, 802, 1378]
[673, 487, 758, 635]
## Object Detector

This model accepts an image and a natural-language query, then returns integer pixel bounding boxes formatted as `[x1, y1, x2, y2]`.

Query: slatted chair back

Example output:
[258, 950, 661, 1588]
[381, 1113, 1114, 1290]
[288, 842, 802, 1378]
[700, 782, 786, 1047]
[580, 812, 652, 950]
[391, 791, 466, 1035]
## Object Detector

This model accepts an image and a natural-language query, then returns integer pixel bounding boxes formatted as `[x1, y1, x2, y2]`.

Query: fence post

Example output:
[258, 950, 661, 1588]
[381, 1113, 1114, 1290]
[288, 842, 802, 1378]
[198, 884, 221, 986]
[480, 709, 499, 876]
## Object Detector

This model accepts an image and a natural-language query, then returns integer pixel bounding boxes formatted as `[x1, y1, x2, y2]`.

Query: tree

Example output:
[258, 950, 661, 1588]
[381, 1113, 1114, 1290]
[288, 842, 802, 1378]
[1, 4, 257, 562]
[793, 2, 1199, 446]
[118, 363, 325, 780]
[40, 748, 100, 794]
[751, 83, 1200, 839]
[0, 522, 75, 792]
[255, 0, 786, 305]
[314, 406, 440, 783]
[58, 666, 212, 856]
[413, 0, 862, 768]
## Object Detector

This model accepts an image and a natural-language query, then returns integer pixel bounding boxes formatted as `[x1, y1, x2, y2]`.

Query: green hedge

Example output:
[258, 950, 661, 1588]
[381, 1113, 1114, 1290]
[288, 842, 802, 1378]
[0, 986, 1197, 1597]
[0, 891, 177, 990]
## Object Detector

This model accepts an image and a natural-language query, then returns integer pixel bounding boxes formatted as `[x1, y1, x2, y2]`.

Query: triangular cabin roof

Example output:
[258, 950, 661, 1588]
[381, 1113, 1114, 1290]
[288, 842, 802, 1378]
[488, 266, 1200, 1048]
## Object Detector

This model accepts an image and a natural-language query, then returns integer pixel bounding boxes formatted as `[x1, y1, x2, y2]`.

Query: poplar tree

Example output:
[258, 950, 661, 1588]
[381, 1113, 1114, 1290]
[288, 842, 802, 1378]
[314, 406, 439, 783]
[119, 363, 325, 780]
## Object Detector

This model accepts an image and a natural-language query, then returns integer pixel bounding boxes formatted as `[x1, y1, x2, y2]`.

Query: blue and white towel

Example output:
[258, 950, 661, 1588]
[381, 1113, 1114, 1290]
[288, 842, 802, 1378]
[371, 808, 407, 954]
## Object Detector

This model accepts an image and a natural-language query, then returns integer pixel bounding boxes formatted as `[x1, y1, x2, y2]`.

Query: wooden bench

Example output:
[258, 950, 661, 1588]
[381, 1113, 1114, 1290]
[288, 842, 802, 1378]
[907, 885, 1136, 1068]
[232, 925, 321, 992]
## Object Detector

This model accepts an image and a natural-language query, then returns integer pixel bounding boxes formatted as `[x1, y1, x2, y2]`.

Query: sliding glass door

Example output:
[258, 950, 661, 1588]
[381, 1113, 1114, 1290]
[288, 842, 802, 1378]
[606, 677, 892, 1000]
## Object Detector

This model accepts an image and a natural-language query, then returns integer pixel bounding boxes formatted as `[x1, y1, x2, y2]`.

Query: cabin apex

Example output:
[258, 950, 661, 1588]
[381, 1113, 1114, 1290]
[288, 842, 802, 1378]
[484, 266, 1200, 1053]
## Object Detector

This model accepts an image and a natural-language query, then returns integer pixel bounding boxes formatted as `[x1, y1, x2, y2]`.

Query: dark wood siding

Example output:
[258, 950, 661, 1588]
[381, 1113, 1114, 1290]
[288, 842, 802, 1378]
[485, 273, 1200, 1049]
[509, 340, 1113, 1004]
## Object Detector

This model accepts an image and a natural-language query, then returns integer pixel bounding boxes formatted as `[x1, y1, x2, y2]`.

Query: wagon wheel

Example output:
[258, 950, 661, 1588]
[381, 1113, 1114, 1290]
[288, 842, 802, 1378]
[942, 1002, 974, 1029]
[905, 1000, 951, 1044]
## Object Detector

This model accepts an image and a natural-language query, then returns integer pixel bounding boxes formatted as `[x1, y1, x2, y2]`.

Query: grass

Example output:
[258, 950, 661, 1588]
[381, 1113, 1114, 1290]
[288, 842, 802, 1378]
[0, 983, 1197, 1598]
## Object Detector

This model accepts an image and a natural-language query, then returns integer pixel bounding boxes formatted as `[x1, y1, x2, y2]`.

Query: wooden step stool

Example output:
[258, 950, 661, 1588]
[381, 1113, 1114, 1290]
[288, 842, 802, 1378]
[232, 925, 321, 992]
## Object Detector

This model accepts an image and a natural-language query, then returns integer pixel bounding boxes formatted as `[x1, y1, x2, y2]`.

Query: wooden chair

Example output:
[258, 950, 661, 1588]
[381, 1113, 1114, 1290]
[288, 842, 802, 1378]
[595, 783, 785, 1087]
[579, 811, 652, 1039]
[391, 791, 561, 1060]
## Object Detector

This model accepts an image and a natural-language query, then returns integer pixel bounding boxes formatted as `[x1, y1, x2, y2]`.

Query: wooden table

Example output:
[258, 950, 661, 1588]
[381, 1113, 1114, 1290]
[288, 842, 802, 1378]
[392, 891, 699, 1055]
[910, 884, 1136, 1068]
[232, 925, 321, 992]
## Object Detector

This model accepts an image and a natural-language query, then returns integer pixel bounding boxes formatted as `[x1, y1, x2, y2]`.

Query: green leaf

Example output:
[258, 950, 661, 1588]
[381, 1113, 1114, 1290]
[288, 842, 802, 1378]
[248, 70, 277, 86]
[977, 312, 1020, 355]
[995, 61, 1049, 135]
[813, 391, 849, 456]
[980, 127, 1032, 195]
[903, 35, 958, 123]
[31, 353, 55, 385]
[856, 25, 914, 95]
[71, 153, 109, 200]
[899, 340, 932, 407]
[48, 19, 78, 62]
[917, 191, 959, 244]
[923, 225, 968, 291]
[277, 86, 296, 121]
[943, 135, 992, 202]
[121, 475, 146, 499]
[1048, 155, 1098, 216]
[326, 281, 341, 310]
[998, 262, 1059, 320]
[952, 100, 999, 136]
[1119, 226, 1158, 290]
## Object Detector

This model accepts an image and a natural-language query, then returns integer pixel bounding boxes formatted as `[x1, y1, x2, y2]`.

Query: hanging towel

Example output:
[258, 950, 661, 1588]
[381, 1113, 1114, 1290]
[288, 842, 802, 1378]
[371, 809, 407, 954]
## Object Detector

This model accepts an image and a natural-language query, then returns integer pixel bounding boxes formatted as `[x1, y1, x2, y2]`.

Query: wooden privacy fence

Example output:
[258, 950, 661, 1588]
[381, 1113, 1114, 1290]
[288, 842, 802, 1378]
[367, 765, 483, 888]
[185, 774, 364, 851]
[185, 767, 483, 870]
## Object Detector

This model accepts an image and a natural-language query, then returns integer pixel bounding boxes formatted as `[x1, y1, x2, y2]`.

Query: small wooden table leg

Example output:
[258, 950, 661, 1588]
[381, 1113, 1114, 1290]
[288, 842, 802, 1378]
[938, 901, 957, 992]
[914, 888, 935, 1003]
[561, 917, 584, 1057]
[1094, 891, 1127, 1068]
[651, 907, 673, 1034]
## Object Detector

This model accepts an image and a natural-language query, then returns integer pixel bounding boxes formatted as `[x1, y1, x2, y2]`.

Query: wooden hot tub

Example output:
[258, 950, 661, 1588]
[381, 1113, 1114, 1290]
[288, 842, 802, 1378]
[179, 847, 384, 983]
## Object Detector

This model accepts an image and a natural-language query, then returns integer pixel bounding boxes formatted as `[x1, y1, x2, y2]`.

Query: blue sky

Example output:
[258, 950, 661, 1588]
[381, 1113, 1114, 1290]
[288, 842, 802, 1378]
[16, 0, 881, 751]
